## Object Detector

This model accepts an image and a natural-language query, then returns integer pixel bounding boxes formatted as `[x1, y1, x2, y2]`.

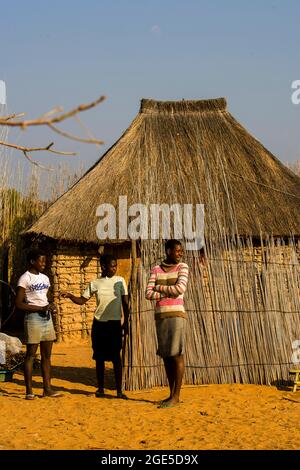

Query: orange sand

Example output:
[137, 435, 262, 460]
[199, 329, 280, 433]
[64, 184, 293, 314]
[0, 342, 299, 450]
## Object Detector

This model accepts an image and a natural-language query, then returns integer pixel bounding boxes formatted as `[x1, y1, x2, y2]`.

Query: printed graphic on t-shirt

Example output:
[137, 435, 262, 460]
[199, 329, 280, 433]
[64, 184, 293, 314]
[28, 282, 50, 292]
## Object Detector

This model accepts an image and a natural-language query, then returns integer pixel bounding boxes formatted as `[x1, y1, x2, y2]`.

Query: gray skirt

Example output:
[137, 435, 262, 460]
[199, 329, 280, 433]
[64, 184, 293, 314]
[24, 313, 56, 344]
[155, 317, 186, 358]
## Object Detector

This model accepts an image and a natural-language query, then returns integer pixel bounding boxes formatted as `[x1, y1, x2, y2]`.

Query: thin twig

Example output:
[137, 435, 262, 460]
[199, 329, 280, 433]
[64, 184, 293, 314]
[23, 152, 54, 170]
[74, 115, 103, 147]
[0, 95, 105, 166]
[0, 113, 25, 122]
[0, 95, 106, 127]
[48, 123, 104, 144]
[0, 140, 76, 156]
[38, 106, 64, 120]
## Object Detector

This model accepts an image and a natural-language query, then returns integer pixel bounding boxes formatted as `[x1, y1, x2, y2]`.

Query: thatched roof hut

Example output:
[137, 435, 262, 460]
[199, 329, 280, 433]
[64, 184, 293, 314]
[26, 98, 300, 242]
[23, 98, 300, 390]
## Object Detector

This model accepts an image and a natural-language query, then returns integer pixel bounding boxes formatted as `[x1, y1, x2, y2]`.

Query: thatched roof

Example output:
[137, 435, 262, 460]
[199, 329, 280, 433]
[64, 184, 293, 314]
[25, 98, 300, 244]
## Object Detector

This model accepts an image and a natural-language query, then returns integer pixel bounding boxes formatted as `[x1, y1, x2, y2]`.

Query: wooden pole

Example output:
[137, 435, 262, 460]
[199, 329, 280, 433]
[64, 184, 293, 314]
[51, 254, 62, 343]
[123, 240, 138, 389]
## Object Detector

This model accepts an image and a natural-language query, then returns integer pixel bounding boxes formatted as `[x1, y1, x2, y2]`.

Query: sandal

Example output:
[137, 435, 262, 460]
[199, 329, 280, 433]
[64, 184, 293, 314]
[43, 391, 63, 398]
[25, 394, 35, 400]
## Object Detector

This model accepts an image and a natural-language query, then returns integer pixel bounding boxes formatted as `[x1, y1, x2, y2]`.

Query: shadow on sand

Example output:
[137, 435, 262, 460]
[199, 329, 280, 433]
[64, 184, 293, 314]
[0, 365, 156, 404]
[271, 379, 294, 392]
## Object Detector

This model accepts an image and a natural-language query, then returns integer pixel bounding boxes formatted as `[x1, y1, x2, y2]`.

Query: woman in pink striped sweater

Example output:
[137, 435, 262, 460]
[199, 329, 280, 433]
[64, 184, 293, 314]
[145, 239, 189, 408]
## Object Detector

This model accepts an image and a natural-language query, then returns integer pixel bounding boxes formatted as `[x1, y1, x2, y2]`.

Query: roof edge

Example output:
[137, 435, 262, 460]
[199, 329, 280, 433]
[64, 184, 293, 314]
[140, 97, 227, 114]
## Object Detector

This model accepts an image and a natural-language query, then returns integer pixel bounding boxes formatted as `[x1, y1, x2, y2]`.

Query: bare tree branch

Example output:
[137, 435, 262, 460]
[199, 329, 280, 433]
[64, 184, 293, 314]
[0, 95, 106, 127]
[0, 140, 76, 156]
[73, 115, 103, 147]
[0, 94, 105, 168]
[1, 113, 25, 122]
[48, 123, 104, 144]
[38, 106, 64, 120]
[23, 152, 54, 171]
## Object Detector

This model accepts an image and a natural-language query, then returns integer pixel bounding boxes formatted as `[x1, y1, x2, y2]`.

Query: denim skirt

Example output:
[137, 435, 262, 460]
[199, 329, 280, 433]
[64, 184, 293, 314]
[24, 313, 56, 344]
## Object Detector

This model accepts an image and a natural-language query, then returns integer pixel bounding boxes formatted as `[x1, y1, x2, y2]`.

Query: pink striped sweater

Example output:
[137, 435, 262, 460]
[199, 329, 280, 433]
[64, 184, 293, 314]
[145, 262, 189, 319]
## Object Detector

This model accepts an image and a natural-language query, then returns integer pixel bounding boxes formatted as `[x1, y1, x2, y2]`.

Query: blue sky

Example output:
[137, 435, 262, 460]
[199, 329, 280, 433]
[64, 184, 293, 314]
[1, 0, 299, 177]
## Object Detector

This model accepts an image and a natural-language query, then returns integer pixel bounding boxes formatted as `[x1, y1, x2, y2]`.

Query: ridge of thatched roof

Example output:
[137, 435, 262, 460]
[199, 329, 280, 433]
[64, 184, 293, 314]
[24, 97, 300, 244]
[140, 97, 227, 114]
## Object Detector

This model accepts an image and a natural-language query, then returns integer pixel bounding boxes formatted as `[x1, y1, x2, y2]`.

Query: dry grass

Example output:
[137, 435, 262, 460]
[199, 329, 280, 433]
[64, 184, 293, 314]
[0, 103, 84, 322]
[0, 160, 83, 281]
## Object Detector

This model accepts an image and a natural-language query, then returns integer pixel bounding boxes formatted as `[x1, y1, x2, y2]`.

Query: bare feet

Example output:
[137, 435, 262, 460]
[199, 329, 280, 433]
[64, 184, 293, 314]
[157, 398, 180, 408]
[158, 396, 172, 406]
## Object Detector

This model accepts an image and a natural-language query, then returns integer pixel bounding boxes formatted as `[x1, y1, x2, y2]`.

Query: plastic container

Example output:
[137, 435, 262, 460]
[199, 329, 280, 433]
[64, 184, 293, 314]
[0, 370, 14, 382]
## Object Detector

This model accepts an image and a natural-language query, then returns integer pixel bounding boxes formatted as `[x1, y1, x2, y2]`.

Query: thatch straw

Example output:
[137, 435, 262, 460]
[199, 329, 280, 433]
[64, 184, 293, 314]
[122, 237, 300, 389]
[24, 98, 300, 242]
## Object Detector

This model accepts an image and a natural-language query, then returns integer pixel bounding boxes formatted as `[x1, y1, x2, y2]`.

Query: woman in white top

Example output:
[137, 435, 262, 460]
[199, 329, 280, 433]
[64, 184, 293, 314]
[15, 249, 61, 400]
[62, 254, 130, 399]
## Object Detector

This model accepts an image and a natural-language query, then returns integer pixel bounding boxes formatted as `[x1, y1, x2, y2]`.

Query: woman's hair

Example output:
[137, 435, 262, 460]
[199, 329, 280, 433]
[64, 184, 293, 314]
[165, 239, 182, 251]
[100, 254, 117, 267]
[27, 248, 46, 265]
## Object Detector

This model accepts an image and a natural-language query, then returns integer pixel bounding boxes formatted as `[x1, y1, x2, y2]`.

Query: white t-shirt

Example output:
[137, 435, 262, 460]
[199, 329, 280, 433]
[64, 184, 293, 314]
[17, 271, 50, 307]
[82, 276, 128, 322]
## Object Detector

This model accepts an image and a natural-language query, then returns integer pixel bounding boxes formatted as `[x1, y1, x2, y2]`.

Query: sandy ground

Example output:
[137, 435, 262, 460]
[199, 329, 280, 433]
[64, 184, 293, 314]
[0, 342, 299, 450]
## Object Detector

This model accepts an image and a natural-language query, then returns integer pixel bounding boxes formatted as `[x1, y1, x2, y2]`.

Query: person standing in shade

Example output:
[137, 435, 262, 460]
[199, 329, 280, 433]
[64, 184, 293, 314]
[145, 239, 189, 408]
[15, 248, 61, 400]
[62, 254, 129, 399]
